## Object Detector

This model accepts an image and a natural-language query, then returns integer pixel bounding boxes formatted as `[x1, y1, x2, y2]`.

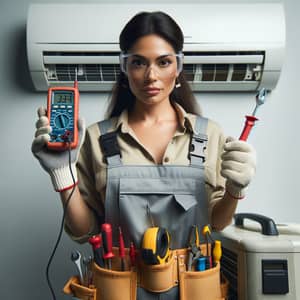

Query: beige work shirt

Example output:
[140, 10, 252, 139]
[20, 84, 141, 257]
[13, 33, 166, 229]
[74, 103, 226, 241]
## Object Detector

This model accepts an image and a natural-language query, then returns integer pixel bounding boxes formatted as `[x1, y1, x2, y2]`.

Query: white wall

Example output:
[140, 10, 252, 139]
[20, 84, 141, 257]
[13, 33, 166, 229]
[0, 0, 298, 299]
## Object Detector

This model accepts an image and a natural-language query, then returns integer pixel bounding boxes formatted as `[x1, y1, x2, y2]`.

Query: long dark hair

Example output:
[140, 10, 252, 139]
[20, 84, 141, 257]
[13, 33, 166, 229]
[105, 11, 201, 118]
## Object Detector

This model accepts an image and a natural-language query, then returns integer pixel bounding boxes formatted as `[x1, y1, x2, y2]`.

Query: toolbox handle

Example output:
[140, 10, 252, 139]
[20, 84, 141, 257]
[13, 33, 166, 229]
[234, 213, 279, 236]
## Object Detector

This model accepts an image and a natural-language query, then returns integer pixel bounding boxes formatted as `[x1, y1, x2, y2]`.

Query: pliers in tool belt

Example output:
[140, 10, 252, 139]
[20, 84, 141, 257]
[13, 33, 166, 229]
[187, 225, 201, 271]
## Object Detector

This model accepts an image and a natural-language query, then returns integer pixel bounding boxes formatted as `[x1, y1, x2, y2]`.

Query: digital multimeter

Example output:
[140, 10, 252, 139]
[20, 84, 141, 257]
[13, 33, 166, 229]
[47, 83, 79, 150]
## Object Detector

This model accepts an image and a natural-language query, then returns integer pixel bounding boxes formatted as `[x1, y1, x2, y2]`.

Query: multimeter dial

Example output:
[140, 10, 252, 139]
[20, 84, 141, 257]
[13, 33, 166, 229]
[54, 113, 70, 129]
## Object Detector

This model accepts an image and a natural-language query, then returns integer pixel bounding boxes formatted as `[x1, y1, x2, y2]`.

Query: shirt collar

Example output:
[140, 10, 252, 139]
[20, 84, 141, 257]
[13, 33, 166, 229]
[172, 102, 194, 132]
[116, 109, 130, 134]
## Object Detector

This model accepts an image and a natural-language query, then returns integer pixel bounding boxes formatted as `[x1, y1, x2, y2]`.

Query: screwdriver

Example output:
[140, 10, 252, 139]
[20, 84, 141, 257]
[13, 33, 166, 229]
[129, 242, 136, 268]
[239, 88, 266, 141]
[213, 240, 222, 265]
[101, 223, 115, 269]
[88, 234, 105, 268]
[118, 227, 126, 271]
[202, 225, 213, 269]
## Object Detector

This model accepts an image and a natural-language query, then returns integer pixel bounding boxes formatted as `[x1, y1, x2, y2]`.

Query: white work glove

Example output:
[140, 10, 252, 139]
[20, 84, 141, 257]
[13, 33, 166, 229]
[31, 107, 85, 192]
[221, 137, 256, 199]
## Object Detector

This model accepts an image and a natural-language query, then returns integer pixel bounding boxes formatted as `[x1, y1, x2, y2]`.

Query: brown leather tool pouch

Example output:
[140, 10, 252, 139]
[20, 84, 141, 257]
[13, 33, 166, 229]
[179, 262, 224, 300]
[176, 246, 227, 300]
[92, 261, 137, 300]
[138, 250, 178, 292]
[63, 276, 97, 300]
[63, 246, 229, 300]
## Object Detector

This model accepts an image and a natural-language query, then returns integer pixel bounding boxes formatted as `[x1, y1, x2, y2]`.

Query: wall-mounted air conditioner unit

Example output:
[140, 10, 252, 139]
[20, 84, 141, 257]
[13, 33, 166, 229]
[26, 3, 285, 92]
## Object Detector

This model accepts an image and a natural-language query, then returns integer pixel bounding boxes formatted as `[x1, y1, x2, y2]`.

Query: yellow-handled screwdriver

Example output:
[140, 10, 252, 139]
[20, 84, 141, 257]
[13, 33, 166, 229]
[202, 225, 213, 268]
[213, 240, 222, 265]
[202, 225, 211, 255]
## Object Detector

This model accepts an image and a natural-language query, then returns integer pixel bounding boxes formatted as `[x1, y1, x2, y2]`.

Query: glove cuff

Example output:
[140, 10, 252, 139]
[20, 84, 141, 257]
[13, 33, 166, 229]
[226, 181, 246, 200]
[49, 164, 78, 192]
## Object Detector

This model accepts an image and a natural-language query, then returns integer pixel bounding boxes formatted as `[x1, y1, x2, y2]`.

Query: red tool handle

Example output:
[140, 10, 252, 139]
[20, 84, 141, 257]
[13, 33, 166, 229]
[101, 223, 115, 259]
[88, 235, 102, 250]
[239, 115, 258, 141]
[129, 242, 136, 267]
[118, 227, 125, 258]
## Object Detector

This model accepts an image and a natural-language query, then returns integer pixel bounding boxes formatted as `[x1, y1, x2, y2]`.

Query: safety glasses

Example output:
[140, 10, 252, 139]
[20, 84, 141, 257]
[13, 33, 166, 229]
[119, 52, 184, 75]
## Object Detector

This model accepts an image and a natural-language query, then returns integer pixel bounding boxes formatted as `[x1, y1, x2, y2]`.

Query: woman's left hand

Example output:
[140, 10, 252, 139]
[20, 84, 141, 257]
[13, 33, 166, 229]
[221, 136, 256, 199]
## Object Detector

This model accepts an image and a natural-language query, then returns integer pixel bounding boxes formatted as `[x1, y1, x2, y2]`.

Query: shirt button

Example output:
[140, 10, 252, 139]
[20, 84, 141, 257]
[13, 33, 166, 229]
[164, 157, 170, 163]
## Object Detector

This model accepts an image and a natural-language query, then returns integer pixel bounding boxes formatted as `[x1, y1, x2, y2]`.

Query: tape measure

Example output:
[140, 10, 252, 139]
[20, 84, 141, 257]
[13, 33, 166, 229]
[141, 227, 171, 265]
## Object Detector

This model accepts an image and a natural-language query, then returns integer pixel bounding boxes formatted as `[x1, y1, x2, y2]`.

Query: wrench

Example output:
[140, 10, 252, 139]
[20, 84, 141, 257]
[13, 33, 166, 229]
[252, 88, 267, 116]
[239, 88, 267, 141]
[71, 250, 84, 285]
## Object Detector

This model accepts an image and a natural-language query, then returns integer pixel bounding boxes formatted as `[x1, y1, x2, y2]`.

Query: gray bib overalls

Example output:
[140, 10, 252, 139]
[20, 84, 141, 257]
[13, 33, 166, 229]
[98, 116, 209, 300]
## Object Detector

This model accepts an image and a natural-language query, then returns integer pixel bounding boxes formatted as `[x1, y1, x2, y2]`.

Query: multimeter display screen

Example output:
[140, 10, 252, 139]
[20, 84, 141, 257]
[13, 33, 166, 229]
[53, 91, 74, 104]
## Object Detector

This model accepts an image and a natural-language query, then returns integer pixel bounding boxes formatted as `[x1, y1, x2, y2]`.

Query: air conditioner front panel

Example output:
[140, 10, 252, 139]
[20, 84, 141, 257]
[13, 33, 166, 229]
[28, 3, 285, 45]
[27, 3, 286, 92]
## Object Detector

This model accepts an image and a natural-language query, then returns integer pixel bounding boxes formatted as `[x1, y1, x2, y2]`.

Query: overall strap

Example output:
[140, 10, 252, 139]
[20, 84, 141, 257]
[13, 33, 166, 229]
[189, 116, 208, 167]
[98, 119, 122, 167]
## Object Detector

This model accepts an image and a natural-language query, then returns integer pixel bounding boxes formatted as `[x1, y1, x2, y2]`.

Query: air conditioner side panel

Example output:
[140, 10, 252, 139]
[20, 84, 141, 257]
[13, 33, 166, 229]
[260, 44, 286, 90]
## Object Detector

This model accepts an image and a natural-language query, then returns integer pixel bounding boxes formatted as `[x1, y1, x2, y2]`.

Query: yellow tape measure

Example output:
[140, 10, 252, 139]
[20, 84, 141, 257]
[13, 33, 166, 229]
[141, 227, 171, 265]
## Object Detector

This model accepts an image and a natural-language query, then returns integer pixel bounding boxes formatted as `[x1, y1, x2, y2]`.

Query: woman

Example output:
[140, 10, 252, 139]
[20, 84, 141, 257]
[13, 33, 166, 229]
[32, 11, 256, 299]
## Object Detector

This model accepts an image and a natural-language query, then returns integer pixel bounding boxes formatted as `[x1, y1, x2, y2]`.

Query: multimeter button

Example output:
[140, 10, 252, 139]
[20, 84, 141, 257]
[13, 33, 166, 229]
[68, 110, 72, 113]
[60, 105, 66, 108]
[67, 105, 72, 108]
[53, 105, 59, 108]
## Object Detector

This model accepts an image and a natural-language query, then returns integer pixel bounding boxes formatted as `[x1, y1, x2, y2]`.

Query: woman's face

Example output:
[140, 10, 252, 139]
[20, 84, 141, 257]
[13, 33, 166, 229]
[125, 34, 179, 107]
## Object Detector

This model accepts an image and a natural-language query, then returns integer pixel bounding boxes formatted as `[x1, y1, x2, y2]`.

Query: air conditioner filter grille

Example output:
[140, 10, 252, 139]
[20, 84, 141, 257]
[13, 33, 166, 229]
[44, 51, 264, 91]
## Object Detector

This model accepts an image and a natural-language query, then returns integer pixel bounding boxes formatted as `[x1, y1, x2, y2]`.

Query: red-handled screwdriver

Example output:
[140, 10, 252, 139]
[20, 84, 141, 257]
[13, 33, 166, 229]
[88, 234, 105, 268]
[129, 242, 136, 268]
[118, 227, 126, 271]
[101, 223, 115, 269]
[239, 88, 266, 141]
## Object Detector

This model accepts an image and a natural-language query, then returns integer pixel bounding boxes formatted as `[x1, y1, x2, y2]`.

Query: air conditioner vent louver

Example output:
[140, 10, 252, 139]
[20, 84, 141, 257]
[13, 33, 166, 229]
[47, 64, 121, 83]
[185, 63, 258, 82]
[44, 51, 120, 57]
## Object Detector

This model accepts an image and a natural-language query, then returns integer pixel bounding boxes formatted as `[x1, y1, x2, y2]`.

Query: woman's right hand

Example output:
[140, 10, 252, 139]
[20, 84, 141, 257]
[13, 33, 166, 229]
[31, 107, 86, 192]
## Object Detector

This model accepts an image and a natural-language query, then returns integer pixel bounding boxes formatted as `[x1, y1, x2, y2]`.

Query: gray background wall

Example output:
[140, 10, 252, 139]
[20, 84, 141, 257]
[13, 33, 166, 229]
[0, 0, 298, 299]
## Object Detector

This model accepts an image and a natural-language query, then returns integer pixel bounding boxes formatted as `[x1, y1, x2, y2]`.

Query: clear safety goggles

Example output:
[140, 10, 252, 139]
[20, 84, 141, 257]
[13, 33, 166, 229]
[119, 52, 184, 75]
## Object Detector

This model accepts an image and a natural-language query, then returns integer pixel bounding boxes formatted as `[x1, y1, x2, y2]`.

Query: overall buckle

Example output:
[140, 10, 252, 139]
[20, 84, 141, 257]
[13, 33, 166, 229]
[189, 133, 208, 163]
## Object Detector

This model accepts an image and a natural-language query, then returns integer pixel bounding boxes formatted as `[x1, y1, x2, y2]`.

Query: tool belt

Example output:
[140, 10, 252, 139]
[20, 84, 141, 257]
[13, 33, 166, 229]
[63, 244, 229, 300]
